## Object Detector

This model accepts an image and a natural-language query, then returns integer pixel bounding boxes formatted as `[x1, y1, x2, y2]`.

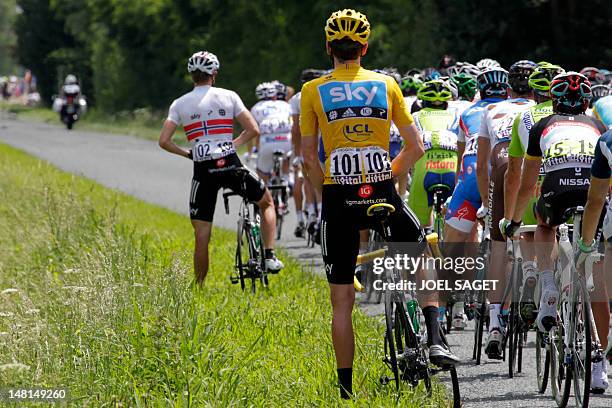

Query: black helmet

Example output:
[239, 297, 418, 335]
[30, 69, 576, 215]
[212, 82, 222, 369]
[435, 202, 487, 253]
[509, 60, 537, 94]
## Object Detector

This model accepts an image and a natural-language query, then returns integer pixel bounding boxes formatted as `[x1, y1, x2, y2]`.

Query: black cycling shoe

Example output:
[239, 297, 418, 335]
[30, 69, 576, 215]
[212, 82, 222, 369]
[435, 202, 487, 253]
[294, 221, 306, 238]
[484, 328, 504, 360]
[313, 223, 321, 245]
[520, 278, 537, 323]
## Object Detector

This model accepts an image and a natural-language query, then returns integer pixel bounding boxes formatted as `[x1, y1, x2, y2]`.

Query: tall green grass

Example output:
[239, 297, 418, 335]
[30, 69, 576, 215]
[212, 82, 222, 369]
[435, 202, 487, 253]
[0, 144, 449, 406]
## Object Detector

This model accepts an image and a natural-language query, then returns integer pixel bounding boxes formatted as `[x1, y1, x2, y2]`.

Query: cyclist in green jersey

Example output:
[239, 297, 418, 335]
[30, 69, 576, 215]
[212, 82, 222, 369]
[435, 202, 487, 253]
[408, 79, 459, 230]
[501, 63, 565, 321]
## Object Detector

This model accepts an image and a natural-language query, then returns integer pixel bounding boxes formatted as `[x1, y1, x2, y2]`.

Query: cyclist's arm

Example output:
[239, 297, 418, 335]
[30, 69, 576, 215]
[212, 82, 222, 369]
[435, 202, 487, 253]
[512, 158, 540, 222]
[159, 119, 190, 158]
[392, 123, 425, 177]
[582, 176, 609, 245]
[291, 113, 301, 158]
[455, 141, 465, 184]
[300, 83, 323, 192]
[512, 123, 544, 222]
[505, 116, 526, 219]
[303, 135, 323, 192]
[233, 110, 260, 149]
[476, 137, 491, 209]
[391, 83, 424, 176]
[583, 138, 612, 245]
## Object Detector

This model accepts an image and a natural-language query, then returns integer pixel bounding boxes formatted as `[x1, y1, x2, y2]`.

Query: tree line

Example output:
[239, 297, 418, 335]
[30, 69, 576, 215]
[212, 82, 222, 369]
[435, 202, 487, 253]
[9, 0, 611, 112]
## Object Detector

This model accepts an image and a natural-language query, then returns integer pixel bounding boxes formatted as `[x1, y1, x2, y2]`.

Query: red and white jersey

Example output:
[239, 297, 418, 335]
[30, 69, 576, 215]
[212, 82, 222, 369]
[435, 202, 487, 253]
[167, 85, 247, 161]
[251, 99, 292, 144]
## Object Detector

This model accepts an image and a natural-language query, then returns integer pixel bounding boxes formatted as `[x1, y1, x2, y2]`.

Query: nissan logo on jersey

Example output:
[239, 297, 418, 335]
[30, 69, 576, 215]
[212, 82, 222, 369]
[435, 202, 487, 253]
[358, 184, 373, 198]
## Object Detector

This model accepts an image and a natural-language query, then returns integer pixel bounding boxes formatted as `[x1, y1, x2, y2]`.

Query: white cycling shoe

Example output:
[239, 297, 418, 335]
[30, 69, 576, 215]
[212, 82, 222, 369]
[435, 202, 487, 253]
[536, 285, 559, 332]
[591, 359, 609, 394]
[265, 257, 284, 274]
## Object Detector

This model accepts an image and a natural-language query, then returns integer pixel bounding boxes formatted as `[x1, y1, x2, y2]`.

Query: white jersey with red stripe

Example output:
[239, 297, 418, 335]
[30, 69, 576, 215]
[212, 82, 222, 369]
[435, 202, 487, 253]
[167, 85, 247, 162]
[251, 99, 292, 145]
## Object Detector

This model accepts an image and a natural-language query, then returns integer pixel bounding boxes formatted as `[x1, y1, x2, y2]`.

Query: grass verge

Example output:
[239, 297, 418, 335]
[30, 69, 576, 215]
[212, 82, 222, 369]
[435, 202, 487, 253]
[0, 143, 449, 406]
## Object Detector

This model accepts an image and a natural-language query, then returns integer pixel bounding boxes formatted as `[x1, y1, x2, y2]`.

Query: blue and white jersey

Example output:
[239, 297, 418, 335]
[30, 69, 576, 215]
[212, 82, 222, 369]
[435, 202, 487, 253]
[592, 129, 612, 239]
[458, 98, 504, 157]
[593, 95, 612, 128]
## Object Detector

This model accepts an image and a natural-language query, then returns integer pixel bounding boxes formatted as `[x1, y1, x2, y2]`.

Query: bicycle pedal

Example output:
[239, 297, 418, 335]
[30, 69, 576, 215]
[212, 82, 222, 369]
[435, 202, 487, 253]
[230, 277, 239, 284]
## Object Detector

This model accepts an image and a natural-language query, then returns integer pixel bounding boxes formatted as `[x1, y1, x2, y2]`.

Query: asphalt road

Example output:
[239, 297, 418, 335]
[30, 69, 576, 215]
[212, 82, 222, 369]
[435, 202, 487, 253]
[1, 113, 610, 407]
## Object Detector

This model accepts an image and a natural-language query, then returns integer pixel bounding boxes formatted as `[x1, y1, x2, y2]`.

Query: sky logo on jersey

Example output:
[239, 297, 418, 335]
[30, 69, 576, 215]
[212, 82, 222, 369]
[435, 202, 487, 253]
[318, 80, 388, 123]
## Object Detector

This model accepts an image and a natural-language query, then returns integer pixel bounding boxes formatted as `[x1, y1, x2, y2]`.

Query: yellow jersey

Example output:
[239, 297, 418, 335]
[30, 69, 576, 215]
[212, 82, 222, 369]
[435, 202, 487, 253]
[300, 63, 414, 185]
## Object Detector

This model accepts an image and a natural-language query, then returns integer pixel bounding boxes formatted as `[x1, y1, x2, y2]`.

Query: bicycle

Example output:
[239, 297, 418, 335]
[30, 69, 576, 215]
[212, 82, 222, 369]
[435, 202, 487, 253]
[363, 203, 460, 407]
[549, 207, 603, 408]
[268, 150, 290, 240]
[472, 222, 491, 365]
[505, 225, 537, 379]
[222, 169, 269, 293]
[428, 184, 452, 241]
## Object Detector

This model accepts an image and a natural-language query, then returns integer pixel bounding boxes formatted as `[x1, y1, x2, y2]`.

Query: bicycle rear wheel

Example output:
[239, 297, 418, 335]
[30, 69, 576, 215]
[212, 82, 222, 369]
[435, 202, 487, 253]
[536, 330, 550, 393]
[383, 291, 399, 390]
[571, 284, 591, 408]
[508, 302, 520, 378]
[550, 324, 571, 407]
[235, 219, 247, 291]
[473, 298, 487, 364]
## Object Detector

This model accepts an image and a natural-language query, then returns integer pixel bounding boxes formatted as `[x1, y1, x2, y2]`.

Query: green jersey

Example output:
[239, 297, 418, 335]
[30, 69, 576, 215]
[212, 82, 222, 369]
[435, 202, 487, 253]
[409, 108, 459, 226]
[508, 100, 551, 225]
[508, 100, 553, 158]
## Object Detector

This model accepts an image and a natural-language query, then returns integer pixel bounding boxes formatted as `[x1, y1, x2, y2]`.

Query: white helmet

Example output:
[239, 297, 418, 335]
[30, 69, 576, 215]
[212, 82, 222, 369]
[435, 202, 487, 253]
[187, 51, 220, 74]
[476, 58, 501, 71]
[64, 74, 77, 85]
[255, 82, 277, 100]
[271, 80, 288, 99]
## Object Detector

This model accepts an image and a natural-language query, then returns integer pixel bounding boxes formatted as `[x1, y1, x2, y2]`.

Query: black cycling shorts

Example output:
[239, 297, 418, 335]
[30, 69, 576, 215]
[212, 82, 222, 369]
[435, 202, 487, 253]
[535, 167, 595, 227]
[190, 154, 266, 222]
[320, 180, 426, 285]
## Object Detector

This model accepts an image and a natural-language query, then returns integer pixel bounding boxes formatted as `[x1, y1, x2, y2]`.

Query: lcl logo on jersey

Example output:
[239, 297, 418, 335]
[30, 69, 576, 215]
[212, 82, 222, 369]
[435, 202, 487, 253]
[318, 80, 388, 123]
[343, 123, 373, 142]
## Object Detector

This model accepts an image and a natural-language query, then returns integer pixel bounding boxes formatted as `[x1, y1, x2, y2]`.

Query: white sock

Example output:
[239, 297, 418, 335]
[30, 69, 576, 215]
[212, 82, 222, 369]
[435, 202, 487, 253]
[541, 270, 555, 289]
[306, 204, 315, 217]
[489, 303, 501, 331]
[297, 210, 304, 223]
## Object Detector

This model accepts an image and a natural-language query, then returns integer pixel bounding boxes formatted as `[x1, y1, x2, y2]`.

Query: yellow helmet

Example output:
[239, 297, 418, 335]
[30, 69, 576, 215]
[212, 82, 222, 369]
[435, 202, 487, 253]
[325, 9, 370, 45]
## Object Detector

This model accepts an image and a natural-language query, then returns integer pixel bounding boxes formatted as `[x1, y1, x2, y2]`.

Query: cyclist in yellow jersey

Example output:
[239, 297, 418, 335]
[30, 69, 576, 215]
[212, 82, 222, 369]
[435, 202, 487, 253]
[300, 9, 459, 400]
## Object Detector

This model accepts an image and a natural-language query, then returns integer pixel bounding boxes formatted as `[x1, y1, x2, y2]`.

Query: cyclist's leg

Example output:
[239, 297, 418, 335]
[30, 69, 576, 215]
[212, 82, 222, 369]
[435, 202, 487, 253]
[485, 143, 510, 356]
[320, 184, 361, 399]
[386, 187, 459, 364]
[293, 162, 305, 232]
[256, 142, 274, 184]
[444, 155, 480, 248]
[189, 165, 221, 284]
[408, 159, 433, 228]
[534, 168, 589, 331]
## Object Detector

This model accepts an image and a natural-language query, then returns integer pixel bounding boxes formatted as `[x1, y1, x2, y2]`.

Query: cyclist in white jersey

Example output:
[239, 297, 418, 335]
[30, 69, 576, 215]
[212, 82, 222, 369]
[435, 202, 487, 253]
[477, 60, 536, 358]
[159, 51, 284, 285]
[251, 83, 293, 184]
